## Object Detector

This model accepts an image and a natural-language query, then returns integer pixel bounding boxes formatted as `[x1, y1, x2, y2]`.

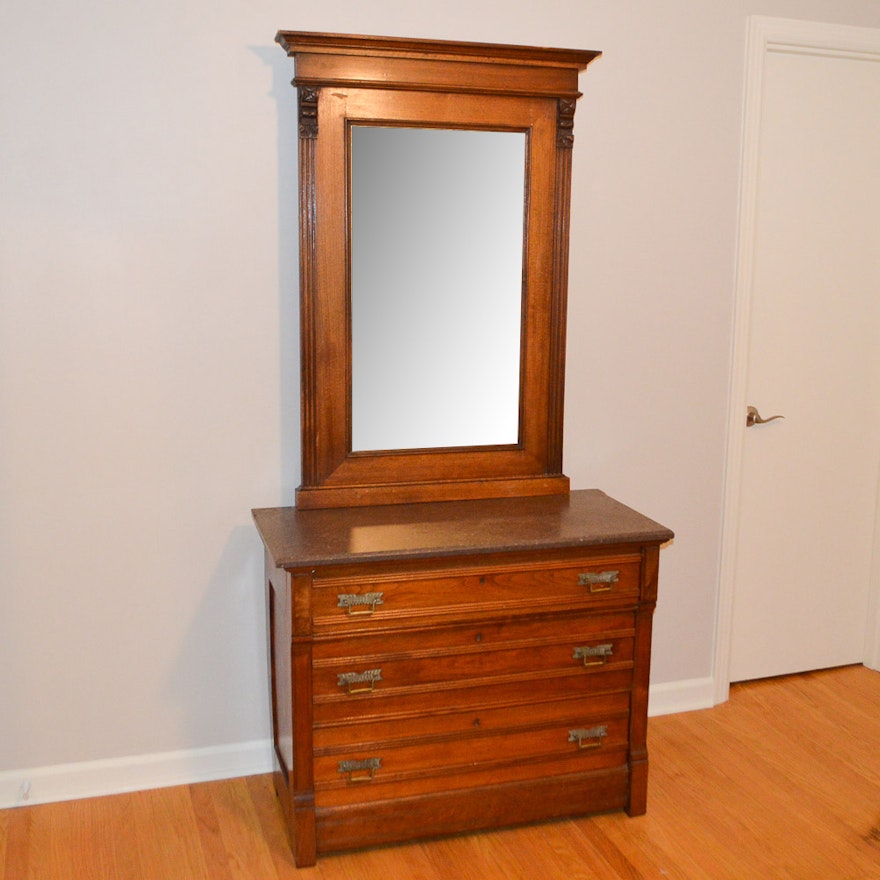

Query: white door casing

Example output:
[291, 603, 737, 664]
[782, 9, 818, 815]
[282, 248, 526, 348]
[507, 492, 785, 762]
[715, 17, 880, 701]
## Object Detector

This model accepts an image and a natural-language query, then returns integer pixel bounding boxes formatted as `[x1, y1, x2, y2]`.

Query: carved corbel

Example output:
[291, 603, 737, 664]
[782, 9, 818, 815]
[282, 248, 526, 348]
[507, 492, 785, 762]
[557, 98, 576, 149]
[298, 86, 319, 138]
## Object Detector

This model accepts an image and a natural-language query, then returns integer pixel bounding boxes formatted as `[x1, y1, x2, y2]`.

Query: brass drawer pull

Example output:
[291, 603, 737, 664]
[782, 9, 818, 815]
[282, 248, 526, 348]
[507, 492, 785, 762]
[337, 592, 384, 616]
[336, 668, 383, 694]
[578, 570, 619, 593]
[568, 725, 608, 749]
[338, 758, 381, 782]
[573, 643, 614, 666]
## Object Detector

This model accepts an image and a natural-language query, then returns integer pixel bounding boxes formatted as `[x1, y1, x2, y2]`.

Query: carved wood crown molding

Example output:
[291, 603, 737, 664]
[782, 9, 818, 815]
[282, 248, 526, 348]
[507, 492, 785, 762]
[276, 31, 600, 100]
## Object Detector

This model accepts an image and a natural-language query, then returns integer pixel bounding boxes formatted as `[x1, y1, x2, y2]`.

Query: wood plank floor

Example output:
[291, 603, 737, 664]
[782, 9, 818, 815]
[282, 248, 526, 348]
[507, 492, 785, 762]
[2, 665, 879, 879]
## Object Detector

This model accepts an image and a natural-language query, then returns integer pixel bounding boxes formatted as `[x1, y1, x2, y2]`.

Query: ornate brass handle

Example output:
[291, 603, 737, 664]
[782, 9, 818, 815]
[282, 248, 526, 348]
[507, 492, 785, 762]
[746, 405, 784, 427]
[337, 592, 384, 616]
[568, 725, 608, 749]
[338, 758, 381, 782]
[578, 571, 619, 593]
[337, 668, 383, 695]
[573, 644, 613, 666]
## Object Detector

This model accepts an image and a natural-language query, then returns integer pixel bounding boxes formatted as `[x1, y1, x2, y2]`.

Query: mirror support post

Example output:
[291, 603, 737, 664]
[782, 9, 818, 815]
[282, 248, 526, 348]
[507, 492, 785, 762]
[547, 97, 578, 475]
[297, 85, 319, 488]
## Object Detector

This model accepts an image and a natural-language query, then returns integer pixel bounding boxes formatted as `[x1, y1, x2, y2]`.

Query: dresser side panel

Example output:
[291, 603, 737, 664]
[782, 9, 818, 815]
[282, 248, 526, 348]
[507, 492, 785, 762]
[627, 544, 660, 815]
[289, 571, 317, 865]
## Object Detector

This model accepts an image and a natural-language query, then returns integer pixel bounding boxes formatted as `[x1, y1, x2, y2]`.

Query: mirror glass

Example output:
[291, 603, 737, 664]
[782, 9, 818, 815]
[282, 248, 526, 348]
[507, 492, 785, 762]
[350, 125, 527, 451]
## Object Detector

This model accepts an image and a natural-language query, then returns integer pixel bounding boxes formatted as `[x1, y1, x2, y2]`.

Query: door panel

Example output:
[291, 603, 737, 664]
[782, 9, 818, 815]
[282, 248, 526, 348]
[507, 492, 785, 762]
[728, 45, 880, 682]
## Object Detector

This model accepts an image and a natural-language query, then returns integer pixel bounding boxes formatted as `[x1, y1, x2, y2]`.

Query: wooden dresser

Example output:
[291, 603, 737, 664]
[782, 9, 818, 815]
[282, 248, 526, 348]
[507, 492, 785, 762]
[263, 32, 668, 866]
[253, 489, 672, 866]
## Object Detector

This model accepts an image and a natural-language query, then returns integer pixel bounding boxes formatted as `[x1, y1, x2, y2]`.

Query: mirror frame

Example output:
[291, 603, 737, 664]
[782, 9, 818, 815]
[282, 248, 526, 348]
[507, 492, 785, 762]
[276, 32, 600, 509]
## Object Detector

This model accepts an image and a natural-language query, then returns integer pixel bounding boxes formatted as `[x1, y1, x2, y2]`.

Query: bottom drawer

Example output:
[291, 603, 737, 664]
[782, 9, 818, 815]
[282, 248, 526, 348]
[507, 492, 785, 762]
[314, 713, 629, 807]
[316, 743, 628, 807]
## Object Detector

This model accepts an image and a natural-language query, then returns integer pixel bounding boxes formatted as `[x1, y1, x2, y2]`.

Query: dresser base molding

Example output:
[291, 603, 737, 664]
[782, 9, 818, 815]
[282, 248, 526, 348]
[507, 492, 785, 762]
[270, 760, 631, 857]
[313, 767, 630, 854]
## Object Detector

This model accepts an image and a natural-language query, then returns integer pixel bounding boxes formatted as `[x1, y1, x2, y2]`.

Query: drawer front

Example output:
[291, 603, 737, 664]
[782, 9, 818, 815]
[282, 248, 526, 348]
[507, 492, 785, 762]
[314, 633, 634, 698]
[314, 713, 630, 806]
[313, 558, 641, 629]
[315, 744, 629, 808]
[314, 688, 630, 751]
[313, 610, 634, 662]
[313, 612, 634, 731]
[313, 666, 633, 726]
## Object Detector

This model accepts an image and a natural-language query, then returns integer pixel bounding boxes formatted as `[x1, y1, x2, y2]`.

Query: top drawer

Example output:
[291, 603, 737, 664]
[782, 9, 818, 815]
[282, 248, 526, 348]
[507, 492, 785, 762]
[312, 557, 641, 629]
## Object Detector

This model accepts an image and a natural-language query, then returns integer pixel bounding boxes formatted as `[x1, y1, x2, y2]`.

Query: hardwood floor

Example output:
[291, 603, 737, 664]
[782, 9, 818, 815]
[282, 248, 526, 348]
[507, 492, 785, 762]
[3, 665, 879, 879]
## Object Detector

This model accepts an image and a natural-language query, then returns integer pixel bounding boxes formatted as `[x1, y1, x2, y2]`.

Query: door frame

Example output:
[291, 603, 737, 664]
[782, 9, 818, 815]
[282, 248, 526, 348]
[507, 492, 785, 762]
[715, 16, 880, 704]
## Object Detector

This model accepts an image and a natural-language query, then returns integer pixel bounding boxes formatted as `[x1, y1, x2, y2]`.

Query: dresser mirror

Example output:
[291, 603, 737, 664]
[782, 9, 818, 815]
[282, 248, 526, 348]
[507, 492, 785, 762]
[351, 124, 525, 452]
[276, 32, 599, 508]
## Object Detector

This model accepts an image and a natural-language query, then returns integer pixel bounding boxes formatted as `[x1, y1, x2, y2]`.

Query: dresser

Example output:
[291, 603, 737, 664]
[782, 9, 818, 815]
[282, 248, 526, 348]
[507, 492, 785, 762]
[264, 32, 667, 866]
[253, 489, 672, 866]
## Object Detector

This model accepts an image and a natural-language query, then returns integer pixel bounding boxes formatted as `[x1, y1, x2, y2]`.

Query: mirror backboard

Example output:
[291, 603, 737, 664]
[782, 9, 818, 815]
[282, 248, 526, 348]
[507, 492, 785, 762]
[276, 32, 600, 508]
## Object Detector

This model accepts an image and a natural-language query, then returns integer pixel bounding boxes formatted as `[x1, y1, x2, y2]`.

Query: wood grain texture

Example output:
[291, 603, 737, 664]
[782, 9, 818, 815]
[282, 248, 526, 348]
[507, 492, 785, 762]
[3, 665, 878, 879]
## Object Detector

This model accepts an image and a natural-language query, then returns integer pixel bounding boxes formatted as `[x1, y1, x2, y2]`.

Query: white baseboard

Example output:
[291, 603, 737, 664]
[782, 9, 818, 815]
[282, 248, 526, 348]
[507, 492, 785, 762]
[648, 676, 717, 717]
[0, 680, 716, 810]
[0, 738, 274, 809]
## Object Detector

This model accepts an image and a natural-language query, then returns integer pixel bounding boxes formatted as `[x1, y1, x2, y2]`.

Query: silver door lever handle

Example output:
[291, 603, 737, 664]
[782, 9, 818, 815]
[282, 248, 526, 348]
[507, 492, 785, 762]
[746, 405, 784, 427]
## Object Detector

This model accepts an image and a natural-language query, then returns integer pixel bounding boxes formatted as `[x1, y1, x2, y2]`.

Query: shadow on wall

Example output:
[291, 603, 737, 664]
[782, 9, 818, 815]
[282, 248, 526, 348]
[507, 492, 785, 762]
[166, 524, 271, 753]
[158, 41, 302, 779]
[253, 42, 302, 502]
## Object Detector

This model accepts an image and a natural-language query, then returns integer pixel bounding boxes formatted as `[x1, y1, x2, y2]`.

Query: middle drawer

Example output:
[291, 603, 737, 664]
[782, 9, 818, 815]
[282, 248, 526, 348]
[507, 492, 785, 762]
[315, 610, 635, 663]
[313, 610, 635, 701]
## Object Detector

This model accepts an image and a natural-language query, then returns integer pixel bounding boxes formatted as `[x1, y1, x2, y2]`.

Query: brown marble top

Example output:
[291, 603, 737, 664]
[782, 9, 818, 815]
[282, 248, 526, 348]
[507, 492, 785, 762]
[253, 489, 673, 569]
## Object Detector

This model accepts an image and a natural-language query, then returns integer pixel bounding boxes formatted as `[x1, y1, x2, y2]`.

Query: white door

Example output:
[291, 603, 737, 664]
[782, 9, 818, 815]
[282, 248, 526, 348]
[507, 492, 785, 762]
[719, 19, 880, 688]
